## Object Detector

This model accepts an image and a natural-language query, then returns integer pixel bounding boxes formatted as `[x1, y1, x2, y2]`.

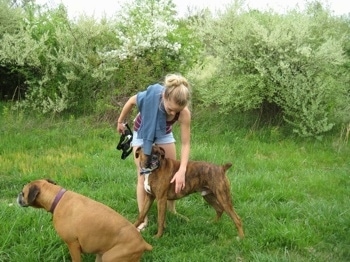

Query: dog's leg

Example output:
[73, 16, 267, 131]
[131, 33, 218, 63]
[224, 204, 244, 239]
[95, 254, 102, 262]
[167, 200, 190, 222]
[67, 241, 82, 262]
[214, 187, 244, 239]
[202, 193, 224, 221]
[155, 196, 168, 238]
[134, 195, 155, 228]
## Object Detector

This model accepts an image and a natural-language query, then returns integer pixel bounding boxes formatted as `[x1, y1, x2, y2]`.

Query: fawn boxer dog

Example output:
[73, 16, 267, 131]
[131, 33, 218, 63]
[17, 179, 152, 262]
[134, 145, 244, 239]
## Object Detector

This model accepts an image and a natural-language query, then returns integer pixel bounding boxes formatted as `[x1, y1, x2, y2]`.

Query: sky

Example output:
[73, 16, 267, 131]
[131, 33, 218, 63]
[37, 0, 350, 19]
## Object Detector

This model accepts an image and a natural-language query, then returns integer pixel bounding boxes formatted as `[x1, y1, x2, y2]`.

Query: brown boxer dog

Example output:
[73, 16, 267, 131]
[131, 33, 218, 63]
[134, 146, 244, 239]
[17, 179, 152, 262]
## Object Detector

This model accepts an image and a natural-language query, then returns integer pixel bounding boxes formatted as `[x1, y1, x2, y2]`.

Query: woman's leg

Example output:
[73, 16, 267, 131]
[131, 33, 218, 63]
[133, 146, 148, 230]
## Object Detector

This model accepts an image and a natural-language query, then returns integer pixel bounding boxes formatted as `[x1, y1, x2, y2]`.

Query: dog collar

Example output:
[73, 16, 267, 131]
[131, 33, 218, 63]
[49, 188, 67, 213]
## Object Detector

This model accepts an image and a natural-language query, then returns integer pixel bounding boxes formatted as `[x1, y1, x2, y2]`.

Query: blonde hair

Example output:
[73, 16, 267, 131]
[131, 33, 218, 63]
[163, 74, 190, 107]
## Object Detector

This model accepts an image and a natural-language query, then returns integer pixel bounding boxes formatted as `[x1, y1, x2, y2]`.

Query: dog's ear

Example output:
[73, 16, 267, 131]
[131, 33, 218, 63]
[46, 179, 56, 185]
[159, 147, 166, 159]
[135, 147, 141, 158]
[28, 185, 40, 205]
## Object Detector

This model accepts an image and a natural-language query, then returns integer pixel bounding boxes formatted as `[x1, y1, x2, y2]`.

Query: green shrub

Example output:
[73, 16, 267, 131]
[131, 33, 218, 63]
[192, 2, 350, 137]
[0, 0, 201, 116]
[0, 0, 23, 37]
[98, 0, 202, 110]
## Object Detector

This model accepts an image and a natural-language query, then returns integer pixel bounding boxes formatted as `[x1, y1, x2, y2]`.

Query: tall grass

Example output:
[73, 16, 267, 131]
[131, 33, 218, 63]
[0, 106, 349, 261]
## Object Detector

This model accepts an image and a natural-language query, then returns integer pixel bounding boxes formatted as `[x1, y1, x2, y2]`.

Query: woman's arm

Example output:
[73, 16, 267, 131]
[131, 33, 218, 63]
[171, 106, 191, 193]
[117, 95, 137, 134]
[178, 107, 191, 172]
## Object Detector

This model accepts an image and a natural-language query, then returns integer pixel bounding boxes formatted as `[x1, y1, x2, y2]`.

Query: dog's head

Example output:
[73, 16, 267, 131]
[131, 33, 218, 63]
[135, 145, 165, 171]
[17, 179, 56, 208]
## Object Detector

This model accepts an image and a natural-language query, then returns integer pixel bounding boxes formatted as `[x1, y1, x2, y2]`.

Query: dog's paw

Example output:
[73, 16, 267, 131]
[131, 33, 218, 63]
[136, 222, 148, 232]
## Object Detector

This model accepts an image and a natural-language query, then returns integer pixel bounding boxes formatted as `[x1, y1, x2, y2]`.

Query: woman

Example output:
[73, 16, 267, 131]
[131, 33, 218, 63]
[117, 73, 191, 231]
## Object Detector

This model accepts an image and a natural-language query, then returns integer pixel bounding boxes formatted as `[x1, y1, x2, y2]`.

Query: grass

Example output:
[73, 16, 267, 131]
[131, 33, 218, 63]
[0, 106, 349, 261]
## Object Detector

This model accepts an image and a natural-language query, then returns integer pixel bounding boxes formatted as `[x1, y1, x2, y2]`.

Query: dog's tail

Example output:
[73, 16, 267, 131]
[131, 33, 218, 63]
[223, 162, 232, 172]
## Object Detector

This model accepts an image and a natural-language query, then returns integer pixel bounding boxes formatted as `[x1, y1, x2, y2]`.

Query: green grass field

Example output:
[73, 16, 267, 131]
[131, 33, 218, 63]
[0, 108, 349, 261]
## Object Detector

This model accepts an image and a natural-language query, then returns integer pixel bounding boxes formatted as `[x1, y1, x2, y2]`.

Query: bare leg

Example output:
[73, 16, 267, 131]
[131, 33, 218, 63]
[133, 146, 148, 230]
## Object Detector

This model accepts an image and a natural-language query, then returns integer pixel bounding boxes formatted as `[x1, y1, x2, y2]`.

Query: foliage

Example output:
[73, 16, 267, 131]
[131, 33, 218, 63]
[0, 0, 23, 37]
[192, 1, 350, 137]
[99, 0, 202, 105]
[0, 0, 25, 100]
[0, 0, 201, 115]
[1, 0, 348, 138]
[0, 2, 113, 114]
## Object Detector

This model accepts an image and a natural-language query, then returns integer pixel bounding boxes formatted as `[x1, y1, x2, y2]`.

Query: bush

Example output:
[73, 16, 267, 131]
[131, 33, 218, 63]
[0, 0, 201, 116]
[192, 2, 350, 137]
[98, 0, 202, 112]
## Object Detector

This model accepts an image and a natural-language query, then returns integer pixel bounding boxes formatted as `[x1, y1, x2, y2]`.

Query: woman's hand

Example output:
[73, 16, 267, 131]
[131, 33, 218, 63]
[117, 122, 125, 134]
[170, 169, 186, 193]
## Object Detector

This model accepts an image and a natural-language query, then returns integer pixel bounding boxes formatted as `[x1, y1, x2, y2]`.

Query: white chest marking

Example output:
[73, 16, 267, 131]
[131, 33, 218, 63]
[143, 173, 152, 193]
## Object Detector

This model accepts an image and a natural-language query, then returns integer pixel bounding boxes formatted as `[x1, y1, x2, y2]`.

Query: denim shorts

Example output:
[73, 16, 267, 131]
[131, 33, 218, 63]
[131, 131, 176, 147]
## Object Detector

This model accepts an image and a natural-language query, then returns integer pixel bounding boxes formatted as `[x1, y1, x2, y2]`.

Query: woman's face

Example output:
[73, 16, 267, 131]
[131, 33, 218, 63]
[163, 97, 184, 117]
